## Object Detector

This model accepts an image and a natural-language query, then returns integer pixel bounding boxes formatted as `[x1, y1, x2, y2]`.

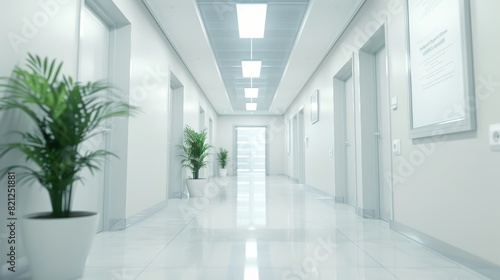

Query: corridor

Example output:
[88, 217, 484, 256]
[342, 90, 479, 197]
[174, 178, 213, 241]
[49, 176, 490, 279]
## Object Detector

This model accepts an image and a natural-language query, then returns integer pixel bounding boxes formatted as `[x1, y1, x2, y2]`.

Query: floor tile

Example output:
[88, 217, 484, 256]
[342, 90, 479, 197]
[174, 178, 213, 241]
[7, 175, 491, 280]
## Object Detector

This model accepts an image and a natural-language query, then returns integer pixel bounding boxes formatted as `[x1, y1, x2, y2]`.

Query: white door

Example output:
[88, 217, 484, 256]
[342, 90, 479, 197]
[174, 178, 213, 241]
[376, 47, 392, 221]
[208, 118, 214, 177]
[292, 112, 304, 182]
[297, 110, 305, 183]
[236, 127, 267, 174]
[345, 75, 357, 207]
[168, 82, 184, 198]
[74, 6, 110, 232]
[199, 107, 206, 178]
[292, 115, 298, 181]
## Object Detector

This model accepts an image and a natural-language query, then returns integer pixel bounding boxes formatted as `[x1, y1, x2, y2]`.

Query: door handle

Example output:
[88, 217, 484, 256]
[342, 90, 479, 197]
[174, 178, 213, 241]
[99, 126, 111, 134]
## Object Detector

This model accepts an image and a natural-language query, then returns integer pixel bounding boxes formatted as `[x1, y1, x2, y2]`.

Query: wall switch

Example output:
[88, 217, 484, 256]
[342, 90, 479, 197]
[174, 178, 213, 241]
[489, 124, 500, 151]
[328, 148, 333, 157]
[392, 139, 401, 156]
[391, 96, 398, 111]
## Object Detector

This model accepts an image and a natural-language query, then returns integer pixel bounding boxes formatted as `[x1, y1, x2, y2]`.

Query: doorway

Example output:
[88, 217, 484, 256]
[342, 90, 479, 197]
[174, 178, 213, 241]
[168, 73, 184, 198]
[74, 4, 110, 232]
[208, 118, 214, 177]
[375, 47, 391, 221]
[358, 25, 392, 220]
[292, 110, 305, 183]
[333, 58, 356, 206]
[345, 75, 357, 207]
[199, 106, 206, 178]
[235, 127, 267, 175]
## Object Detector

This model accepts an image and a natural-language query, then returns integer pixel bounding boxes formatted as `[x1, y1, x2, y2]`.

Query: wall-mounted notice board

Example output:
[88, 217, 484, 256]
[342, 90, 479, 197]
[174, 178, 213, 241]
[406, 0, 475, 139]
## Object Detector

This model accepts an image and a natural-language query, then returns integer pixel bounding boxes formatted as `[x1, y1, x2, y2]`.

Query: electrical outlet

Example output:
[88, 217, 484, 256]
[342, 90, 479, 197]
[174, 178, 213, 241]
[391, 96, 398, 110]
[392, 139, 401, 156]
[489, 124, 500, 151]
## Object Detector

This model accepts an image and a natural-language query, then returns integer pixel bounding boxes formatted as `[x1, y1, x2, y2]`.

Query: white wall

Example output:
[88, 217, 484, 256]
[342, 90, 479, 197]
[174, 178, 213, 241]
[285, 0, 500, 269]
[0, 0, 83, 274]
[0, 0, 218, 275]
[217, 115, 285, 176]
[112, 0, 217, 218]
[391, 0, 500, 267]
[0, 0, 83, 214]
[0, 0, 82, 219]
[285, 71, 336, 195]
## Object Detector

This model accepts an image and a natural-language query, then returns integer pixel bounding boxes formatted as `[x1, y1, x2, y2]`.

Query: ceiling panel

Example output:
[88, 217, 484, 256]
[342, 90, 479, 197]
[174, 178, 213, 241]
[142, 0, 365, 115]
[197, 0, 309, 111]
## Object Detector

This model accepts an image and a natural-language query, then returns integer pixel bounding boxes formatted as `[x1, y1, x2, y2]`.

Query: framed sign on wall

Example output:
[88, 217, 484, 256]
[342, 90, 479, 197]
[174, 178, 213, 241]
[406, 0, 475, 139]
[311, 89, 319, 124]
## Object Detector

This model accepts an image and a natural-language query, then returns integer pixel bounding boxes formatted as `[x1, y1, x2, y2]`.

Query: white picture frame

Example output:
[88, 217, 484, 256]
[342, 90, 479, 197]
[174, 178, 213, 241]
[311, 90, 319, 124]
[406, 0, 475, 139]
[286, 118, 291, 155]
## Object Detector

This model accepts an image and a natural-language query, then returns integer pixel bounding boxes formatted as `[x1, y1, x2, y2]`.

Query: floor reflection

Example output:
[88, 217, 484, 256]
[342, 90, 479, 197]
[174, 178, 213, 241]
[9, 175, 485, 280]
[237, 173, 267, 229]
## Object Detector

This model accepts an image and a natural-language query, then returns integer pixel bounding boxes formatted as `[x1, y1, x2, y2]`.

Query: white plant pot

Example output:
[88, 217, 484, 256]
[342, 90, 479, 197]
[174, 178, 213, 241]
[186, 178, 208, 197]
[219, 168, 228, 177]
[21, 211, 98, 280]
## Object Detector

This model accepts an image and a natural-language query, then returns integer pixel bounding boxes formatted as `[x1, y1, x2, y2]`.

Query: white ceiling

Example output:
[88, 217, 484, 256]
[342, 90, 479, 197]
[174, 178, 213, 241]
[143, 0, 365, 116]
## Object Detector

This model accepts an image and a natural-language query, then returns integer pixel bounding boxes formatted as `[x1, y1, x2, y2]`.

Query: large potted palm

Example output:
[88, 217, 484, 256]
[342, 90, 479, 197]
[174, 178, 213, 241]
[180, 125, 212, 197]
[0, 54, 137, 280]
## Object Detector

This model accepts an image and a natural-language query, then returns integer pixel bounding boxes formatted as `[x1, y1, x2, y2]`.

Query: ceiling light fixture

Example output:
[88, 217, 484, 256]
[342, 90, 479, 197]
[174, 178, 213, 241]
[244, 88, 259, 98]
[236, 4, 267, 38]
[242, 61, 261, 77]
[246, 103, 257, 111]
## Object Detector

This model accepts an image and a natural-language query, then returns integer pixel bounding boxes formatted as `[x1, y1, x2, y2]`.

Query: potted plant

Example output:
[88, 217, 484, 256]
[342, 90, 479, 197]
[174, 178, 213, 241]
[180, 125, 212, 196]
[0, 54, 137, 280]
[216, 148, 229, 177]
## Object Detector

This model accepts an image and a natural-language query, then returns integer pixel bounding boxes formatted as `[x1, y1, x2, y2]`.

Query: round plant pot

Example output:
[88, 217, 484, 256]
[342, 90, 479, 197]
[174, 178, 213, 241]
[21, 211, 98, 280]
[219, 168, 228, 177]
[186, 178, 208, 197]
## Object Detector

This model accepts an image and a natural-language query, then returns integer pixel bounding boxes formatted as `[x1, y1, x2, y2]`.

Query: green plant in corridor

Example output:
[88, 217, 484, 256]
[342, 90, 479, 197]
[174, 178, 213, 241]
[0, 54, 138, 218]
[216, 148, 229, 169]
[180, 125, 212, 179]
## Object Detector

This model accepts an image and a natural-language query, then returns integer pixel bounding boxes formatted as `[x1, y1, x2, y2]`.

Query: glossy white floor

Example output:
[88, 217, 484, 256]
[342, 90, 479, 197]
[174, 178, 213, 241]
[17, 175, 491, 279]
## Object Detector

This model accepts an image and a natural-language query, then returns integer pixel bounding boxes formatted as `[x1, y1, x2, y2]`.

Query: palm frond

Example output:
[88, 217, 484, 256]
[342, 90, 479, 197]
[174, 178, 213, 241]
[0, 54, 138, 217]
[180, 125, 212, 179]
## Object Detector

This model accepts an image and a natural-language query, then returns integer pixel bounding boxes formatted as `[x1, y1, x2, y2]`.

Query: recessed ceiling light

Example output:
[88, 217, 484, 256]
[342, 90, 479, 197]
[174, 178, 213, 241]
[241, 61, 261, 77]
[246, 103, 257, 111]
[244, 88, 259, 98]
[236, 4, 267, 38]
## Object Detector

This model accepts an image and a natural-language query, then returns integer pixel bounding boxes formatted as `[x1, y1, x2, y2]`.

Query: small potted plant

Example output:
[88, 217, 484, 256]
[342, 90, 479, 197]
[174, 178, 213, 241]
[0, 54, 137, 280]
[180, 125, 212, 196]
[216, 148, 229, 177]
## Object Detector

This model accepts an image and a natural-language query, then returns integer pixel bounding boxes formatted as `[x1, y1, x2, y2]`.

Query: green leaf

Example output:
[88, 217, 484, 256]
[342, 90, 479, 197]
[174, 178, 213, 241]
[0, 54, 139, 218]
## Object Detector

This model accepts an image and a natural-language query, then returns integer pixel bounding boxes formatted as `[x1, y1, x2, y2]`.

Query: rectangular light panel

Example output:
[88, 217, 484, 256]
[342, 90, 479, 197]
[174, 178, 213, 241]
[244, 88, 259, 98]
[236, 4, 267, 38]
[246, 103, 257, 111]
[242, 61, 261, 78]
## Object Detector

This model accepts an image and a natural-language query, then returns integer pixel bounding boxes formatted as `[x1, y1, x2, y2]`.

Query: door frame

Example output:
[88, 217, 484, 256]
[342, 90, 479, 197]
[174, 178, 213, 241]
[375, 46, 392, 221]
[78, 0, 132, 231]
[167, 71, 184, 198]
[297, 109, 305, 184]
[292, 108, 305, 183]
[77, 4, 110, 232]
[233, 126, 268, 175]
[208, 118, 214, 177]
[357, 24, 394, 220]
[333, 56, 356, 205]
